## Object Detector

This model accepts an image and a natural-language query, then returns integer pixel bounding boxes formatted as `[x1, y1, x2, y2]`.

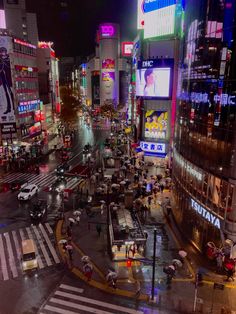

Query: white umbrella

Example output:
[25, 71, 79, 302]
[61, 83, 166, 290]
[81, 256, 90, 263]
[73, 210, 81, 216]
[100, 200, 105, 204]
[179, 250, 187, 258]
[172, 259, 183, 268]
[58, 239, 67, 244]
[111, 183, 117, 188]
[120, 181, 126, 185]
[68, 217, 75, 223]
[66, 244, 73, 250]
[106, 271, 117, 281]
[168, 265, 176, 271]
[110, 202, 115, 206]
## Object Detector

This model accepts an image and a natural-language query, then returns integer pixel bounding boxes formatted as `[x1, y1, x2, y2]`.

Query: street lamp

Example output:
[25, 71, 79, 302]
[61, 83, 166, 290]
[151, 228, 157, 301]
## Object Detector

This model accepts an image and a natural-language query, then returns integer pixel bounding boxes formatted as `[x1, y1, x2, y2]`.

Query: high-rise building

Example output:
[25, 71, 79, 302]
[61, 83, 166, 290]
[37, 42, 61, 132]
[1, 0, 38, 45]
[172, 0, 236, 251]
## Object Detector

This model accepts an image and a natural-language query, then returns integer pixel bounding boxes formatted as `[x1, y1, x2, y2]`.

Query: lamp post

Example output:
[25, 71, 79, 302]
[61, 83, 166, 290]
[151, 228, 157, 301]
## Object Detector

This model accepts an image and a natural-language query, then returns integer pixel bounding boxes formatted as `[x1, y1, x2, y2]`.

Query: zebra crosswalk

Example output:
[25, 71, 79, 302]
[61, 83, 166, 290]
[0, 223, 60, 281]
[0, 171, 83, 191]
[40, 283, 144, 314]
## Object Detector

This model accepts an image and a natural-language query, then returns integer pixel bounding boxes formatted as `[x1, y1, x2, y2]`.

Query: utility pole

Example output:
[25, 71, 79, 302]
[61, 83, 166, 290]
[151, 228, 157, 301]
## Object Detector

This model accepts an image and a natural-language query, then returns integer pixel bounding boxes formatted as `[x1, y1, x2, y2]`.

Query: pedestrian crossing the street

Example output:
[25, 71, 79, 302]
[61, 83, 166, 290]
[0, 223, 60, 281]
[0, 172, 83, 191]
[40, 283, 144, 314]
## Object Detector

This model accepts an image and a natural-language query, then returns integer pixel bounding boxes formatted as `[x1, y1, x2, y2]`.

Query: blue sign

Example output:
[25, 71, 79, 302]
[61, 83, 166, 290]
[138, 58, 174, 69]
[144, 0, 176, 13]
[140, 141, 166, 154]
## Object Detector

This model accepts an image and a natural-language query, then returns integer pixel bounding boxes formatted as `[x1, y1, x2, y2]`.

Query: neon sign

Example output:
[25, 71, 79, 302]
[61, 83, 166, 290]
[179, 92, 236, 106]
[100, 24, 116, 37]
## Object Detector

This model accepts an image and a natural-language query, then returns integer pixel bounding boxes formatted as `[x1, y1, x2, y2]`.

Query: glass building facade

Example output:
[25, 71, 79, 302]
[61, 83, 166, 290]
[173, 0, 236, 251]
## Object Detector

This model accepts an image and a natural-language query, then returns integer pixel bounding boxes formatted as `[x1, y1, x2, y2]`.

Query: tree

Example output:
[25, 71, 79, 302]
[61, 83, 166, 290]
[60, 86, 82, 124]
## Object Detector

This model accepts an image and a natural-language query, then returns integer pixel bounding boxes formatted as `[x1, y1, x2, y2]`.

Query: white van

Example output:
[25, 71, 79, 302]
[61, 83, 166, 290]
[22, 239, 38, 272]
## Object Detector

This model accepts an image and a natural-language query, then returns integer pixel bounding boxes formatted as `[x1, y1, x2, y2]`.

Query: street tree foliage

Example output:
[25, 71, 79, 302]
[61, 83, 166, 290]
[60, 86, 81, 123]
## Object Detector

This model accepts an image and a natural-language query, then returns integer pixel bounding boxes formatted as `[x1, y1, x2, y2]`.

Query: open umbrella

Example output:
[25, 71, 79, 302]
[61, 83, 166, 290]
[172, 259, 183, 268]
[73, 210, 81, 216]
[81, 256, 90, 263]
[100, 200, 105, 204]
[58, 239, 67, 244]
[163, 266, 175, 276]
[66, 244, 73, 250]
[68, 217, 75, 223]
[179, 250, 187, 258]
[106, 271, 117, 281]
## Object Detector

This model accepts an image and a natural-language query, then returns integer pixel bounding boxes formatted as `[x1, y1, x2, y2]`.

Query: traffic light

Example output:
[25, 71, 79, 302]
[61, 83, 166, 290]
[126, 259, 132, 267]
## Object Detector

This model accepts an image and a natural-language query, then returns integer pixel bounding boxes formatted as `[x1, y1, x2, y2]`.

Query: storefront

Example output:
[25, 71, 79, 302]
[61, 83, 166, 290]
[172, 149, 235, 252]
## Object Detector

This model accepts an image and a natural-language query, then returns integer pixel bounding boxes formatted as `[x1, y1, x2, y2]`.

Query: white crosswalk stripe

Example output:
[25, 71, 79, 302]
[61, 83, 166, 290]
[40, 284, 143, 314]
[0, 224, 60, 281]
[0, 171, 82, 191]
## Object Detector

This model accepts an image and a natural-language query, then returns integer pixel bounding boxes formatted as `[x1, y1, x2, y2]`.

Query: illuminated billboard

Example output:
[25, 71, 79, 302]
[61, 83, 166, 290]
[102, 72, 115, 82]
[99, 23, 117, 38]
[137, 0, 145, 29]
[144, 1, 176, 39]
[136, 68, 171, 98]
[0, 10, 6, 29]
[136, 59, 173, 98]
[102, 59, 115, 69]
[144, 111, 168, 139]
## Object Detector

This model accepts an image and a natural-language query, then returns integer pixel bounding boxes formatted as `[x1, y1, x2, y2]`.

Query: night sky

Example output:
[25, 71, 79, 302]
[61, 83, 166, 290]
[26, 0, 137, 58]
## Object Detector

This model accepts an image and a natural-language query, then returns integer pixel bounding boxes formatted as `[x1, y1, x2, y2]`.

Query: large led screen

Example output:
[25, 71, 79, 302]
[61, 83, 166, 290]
[144, 4, 176, 39]
[145, 110, 168, 139]
[136, 67, 171, 98]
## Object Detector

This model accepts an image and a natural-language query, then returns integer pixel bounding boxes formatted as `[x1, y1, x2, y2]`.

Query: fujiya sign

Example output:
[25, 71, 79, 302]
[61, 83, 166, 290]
[191, 199, 221, 229]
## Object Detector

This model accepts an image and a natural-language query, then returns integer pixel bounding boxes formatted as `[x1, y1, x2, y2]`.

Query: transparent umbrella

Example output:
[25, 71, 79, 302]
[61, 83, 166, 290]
[58, 239, 67, 244]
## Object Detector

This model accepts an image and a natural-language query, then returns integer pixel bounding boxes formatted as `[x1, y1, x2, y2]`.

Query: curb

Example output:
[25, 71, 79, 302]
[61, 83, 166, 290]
[55, 219, 150, 301]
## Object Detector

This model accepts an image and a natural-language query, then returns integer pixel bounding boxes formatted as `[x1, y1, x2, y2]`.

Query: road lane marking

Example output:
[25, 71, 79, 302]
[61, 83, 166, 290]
[59, 284, 84, 293]
[45, 223, 53, 234]
[0, 234, 9, 280]
[38, 224, 60, 264]
[44, 305, 80, 314]
[54, 291, 144, 314]
[32, 225, 52, 267]
[49, 297, 115, 314]
[12, 230, 21, 260]
[26, 227, 44, 269]
[19, 228, 26, 241]
[4, 232, 18, 278]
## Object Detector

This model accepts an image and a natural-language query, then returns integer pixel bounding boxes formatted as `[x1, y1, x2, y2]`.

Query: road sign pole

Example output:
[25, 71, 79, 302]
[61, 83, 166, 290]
[151, 228, 157, 301]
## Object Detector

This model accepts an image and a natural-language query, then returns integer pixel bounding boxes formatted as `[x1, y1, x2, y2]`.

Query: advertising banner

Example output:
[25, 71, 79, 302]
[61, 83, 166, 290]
[144, 110, 168, 139]
[102, 72, 115, 82]
[1, 122, 17, 135]
[102, 59, 115, 69]
[136, 68, 171, 98]
[0, 36, 15, 124]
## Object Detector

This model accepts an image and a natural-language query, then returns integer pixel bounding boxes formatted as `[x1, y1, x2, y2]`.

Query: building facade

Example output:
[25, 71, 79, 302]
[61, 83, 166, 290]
[37, 41, 61, 132]
[1, 0, 38, 45]
[0, 32, 42, 157]
[173, 0, 236, 251]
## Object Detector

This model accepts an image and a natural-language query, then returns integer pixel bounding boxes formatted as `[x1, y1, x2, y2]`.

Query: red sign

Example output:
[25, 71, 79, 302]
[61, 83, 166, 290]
[122, 42, 134, 57]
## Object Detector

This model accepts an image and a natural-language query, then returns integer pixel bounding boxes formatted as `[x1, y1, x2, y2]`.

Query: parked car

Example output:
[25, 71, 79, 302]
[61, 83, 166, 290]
[10, 180, 28, 192]
[17, 184, 39, 201]
[29, 200, 47, 222]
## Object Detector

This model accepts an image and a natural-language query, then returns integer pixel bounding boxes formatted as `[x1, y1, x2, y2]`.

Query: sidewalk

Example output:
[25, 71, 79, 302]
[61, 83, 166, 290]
[55, 148, 236, 313]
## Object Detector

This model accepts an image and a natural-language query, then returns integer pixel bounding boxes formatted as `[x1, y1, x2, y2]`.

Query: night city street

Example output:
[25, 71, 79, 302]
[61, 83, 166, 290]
[0, 0, 236, 314]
